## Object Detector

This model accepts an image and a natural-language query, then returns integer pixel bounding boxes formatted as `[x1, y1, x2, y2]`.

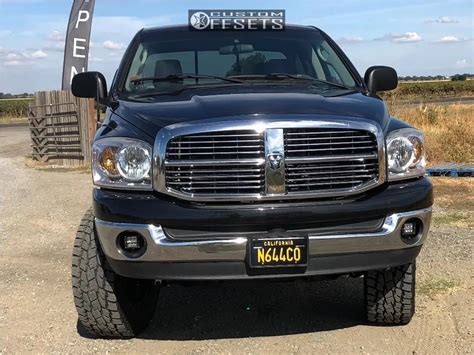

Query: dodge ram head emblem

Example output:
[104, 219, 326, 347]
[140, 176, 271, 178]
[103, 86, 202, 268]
[268, 153, 283, 170]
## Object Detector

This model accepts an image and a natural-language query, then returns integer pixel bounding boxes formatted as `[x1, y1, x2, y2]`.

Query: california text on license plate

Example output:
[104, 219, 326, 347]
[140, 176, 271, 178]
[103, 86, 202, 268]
[249, 237, 308, 268]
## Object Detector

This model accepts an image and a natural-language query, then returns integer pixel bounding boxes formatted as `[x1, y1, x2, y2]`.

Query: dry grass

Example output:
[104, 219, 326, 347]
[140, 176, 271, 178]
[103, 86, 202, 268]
[390, 104, 474, 164]
[24, 157, 91, 173]
[0, 116, 28, 124]
[432, 212, 472, 227]
[417, 278, 460, 299]
[432, 177, 474, 211]
[431, 177, 473, 227]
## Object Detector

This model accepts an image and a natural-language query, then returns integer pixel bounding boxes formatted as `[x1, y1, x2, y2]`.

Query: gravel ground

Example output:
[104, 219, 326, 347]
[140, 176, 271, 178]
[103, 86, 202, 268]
[0, 126, 472, 354]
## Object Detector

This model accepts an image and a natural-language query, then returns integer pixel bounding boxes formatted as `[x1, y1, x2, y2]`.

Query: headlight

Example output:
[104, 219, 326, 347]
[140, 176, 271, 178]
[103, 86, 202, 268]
[386, 128, 425, 181]
[93, 138, 152, 190]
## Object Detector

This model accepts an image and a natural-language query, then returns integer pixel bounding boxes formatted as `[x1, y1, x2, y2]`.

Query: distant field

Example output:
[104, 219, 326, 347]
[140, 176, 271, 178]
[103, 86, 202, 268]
[391, 104, 473, 164]
[0, 98, 34, 119]
[381, 80, 474, 102]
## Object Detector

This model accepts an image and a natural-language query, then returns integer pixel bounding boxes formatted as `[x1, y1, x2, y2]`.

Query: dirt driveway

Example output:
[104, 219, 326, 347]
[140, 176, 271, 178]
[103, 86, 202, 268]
[0, 126, 472, 354]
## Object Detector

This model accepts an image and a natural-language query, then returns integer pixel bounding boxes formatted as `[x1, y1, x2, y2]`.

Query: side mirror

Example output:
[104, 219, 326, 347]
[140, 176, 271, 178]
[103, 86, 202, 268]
[364, 66, 398, 92]
[71, 71, 108, 100]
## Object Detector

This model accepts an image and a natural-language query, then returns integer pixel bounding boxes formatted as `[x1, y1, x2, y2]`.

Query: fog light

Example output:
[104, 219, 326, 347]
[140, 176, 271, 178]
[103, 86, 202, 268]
[124, 235, 140, 250]
[117, 232, 146, 258]
[400, 218, 422, 243]
[402, 222, 416, 237]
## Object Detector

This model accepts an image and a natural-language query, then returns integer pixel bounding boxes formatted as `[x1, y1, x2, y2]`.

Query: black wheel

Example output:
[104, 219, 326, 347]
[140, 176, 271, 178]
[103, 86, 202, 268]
[71, 210, 159, 338]
[364, 262, 416, 325]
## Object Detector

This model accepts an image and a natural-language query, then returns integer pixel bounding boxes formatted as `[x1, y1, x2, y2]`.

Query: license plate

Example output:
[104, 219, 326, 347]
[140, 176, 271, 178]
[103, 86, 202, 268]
[249, 237, 308, 268]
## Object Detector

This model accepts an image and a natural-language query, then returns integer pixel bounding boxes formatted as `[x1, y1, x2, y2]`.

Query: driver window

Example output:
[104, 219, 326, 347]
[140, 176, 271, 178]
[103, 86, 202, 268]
[311, 48, 326, 80]
[314, 42, 355, 86]
[327, 64, 343, 84]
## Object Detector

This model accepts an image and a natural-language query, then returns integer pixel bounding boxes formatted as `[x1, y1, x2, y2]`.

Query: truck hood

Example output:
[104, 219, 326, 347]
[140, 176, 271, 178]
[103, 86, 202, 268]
[111, 86, 389, 138]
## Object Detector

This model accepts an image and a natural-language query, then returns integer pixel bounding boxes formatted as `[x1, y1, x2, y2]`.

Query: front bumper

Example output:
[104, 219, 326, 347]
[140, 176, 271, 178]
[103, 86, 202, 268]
[93, 178, 433, 230]
[96, 208, 432, 280]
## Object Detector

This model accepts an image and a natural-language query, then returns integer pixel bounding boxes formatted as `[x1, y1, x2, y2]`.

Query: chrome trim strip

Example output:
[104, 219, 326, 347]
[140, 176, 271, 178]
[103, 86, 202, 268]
[164, 158, 265, 167]
[153, 115, 386, 202]
[95, 208, 431, 262]
[285, 153, 377, 163]
[164, 218, 384, 239]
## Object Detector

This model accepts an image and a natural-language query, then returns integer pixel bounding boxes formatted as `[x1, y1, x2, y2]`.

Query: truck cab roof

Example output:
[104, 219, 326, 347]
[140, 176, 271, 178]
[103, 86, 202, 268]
[139, 23, 321, 35]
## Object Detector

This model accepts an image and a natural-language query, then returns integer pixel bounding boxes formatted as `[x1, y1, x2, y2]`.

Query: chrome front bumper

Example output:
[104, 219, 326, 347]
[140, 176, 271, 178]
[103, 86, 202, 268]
[95, 208, 432, 263]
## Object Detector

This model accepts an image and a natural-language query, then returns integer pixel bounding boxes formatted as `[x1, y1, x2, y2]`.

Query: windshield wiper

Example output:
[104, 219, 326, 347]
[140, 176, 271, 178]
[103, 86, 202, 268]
[308, 78, 353, 90]
[130, 73, 244, 84]
[132, 88, 187, 99]
[228, 73, 352, 90]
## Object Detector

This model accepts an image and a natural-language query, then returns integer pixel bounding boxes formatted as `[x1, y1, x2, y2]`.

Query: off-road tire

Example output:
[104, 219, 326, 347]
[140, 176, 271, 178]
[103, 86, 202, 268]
[72, 210, 159, 338]
[365, 262, 416, 325]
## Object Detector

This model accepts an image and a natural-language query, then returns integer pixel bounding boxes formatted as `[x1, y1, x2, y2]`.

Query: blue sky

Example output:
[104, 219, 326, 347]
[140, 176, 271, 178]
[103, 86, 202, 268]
[0, 0, 472, 93]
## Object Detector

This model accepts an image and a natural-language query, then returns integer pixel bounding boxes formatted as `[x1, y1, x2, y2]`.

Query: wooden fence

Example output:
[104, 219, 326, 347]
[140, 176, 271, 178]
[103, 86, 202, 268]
[28, 90, 96, 166]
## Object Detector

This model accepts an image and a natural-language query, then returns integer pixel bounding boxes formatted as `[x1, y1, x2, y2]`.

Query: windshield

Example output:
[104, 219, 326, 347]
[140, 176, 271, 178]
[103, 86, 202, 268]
[122, 29, 358, 96]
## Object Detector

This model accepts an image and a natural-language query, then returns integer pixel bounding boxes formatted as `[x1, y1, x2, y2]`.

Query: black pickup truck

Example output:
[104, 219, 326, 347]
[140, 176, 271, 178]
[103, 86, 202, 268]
[71, 24, 433, 338]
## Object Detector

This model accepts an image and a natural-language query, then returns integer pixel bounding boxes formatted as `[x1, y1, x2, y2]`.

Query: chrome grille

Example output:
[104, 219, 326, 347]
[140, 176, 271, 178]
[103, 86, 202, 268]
[284, 128, 379, 193]
[166, 131, 264, 160]
[157, 119, 384, 201]
[165, 131, 265, 194]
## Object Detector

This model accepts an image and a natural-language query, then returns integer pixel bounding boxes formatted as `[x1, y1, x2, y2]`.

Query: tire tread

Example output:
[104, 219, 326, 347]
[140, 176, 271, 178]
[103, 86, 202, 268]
[72, 210, 136, 338]
[365, 262, 416, 325]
